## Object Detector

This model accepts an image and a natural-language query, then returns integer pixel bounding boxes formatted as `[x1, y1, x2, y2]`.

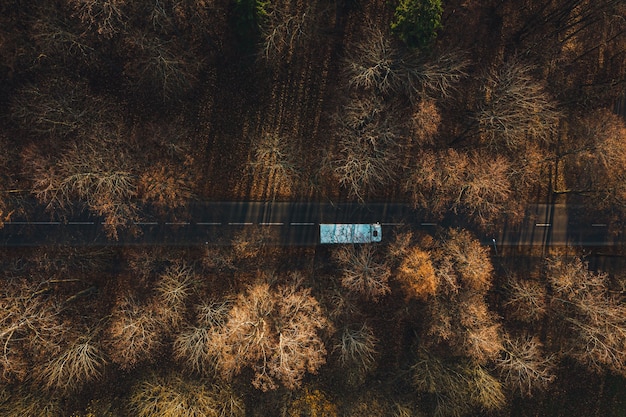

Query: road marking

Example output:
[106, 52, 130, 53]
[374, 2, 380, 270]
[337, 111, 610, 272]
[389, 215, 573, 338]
[382, 222, 404, 226]
[67, 222, 95, 225]
[420, 222, 437, 226]
[228, 222, 253, 226]
[8, 221, 61, 225]
[196, 222, 221, 226]
[135, 222, 158, 225]
[591, 223, 607, 227]
[535, 223, 551, 227]
[291, 222, 315, 226]
[259, 222, 284, 226]
[165, 222, 190, 225]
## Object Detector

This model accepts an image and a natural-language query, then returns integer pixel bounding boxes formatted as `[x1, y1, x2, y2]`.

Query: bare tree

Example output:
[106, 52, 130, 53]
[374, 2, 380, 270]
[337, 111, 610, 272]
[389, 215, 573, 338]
[345, 26, 468, 99]
[420, 229, 503, 364]
[0, 280, 65, 383]
[216, 279, 329, 391]
[248, 132, 301, 193]
[405, 150, 516, 227]
[123, 32, 202, 101]
[504, 277, 548, 323]
[173, 301, 231, 375]
[10, 78, 118, 138]
[476, 59, 562, 150]
[558, 109, 626, 208]
[458, 294, 503, 363]
[65, 0, 127, 37]
[260, 3, 315, 63]
[345, 26, 398, 94]
[139, 163, 194, 209]
[154, 262, 196, 330]
[496, 335, 556, 397]
[30, 5, 97, 69]
[459, 152, 515, 227]
[334, 324, 378, 373]
[328, 96, 402, 200]
[404, 149, 466, 217]
[439, 228, 494, 293]
[26, 140, 139, 239]
[398, 49, 469, 100]
[334, 245, 392, 301]
[546, 256, 626, 376]
[412, 348, 505, 416]
[36, 336, 106, 393]
[105, 296, 163, 370]
[0, 386, 61, 417]
[0, 135, 16, 228]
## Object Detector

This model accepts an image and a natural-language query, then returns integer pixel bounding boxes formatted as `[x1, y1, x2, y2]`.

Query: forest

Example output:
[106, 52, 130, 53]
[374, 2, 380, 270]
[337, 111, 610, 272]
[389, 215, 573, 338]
[0, 0, 626, 415]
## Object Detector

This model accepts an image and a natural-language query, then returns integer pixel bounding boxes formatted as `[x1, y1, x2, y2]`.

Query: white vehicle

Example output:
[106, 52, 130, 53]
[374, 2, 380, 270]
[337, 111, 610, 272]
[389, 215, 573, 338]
[319, 223, 382, 244]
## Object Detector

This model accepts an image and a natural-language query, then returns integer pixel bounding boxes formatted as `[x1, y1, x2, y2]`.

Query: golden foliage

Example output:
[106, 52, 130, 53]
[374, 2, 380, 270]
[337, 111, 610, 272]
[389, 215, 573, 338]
[289, 388, 338, 417]
[397, 246, 437, 300]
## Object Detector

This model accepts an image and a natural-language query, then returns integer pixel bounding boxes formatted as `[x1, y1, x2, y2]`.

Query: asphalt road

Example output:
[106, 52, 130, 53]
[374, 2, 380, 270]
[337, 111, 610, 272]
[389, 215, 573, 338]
[0, 202, 620, 247]
[0, 202, 416, 246]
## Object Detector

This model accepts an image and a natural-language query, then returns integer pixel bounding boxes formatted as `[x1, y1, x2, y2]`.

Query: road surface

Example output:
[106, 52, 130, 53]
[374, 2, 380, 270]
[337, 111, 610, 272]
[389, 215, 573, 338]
[0, 202, 621, 247]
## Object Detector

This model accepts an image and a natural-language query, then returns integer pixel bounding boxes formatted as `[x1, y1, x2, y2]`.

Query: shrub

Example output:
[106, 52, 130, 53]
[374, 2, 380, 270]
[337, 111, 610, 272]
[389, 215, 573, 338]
[391, 0, 443, 49]
[0, 386, 61, 417]
[288, 388, 338, 417]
